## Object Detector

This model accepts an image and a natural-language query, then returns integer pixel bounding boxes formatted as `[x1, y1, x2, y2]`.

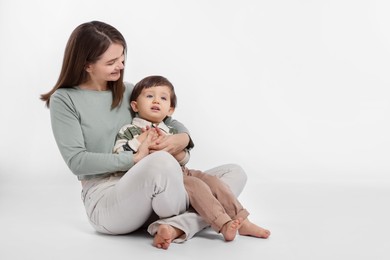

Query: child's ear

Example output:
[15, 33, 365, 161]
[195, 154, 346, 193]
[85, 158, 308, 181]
[130, 101, 138, 112]
[167, 107, 175, 116]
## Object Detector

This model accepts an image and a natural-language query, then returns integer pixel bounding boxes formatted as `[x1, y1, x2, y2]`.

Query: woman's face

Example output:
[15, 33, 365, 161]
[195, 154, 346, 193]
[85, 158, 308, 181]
[85, 43, 125, 86]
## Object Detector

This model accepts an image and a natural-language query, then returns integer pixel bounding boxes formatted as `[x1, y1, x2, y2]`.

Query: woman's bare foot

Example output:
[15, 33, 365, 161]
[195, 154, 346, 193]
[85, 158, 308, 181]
[153, 224, 183, 250]
[238, 219, 271, 238]
[220, 219, 240, 241]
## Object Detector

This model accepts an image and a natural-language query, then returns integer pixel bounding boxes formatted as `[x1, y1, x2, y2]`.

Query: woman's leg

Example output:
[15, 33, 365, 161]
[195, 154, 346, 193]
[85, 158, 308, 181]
[82, 151, 188, 234]
[147, 164, 247, 242]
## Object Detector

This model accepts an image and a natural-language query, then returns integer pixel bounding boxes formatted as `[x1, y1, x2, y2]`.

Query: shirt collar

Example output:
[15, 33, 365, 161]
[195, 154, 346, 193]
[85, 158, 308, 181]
[132, 117, 171, 134]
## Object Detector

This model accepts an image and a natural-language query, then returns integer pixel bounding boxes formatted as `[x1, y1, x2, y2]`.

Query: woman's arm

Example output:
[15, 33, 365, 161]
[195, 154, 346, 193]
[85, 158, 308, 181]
[151, 117, 194, 155]
[50, 90, 134, 178]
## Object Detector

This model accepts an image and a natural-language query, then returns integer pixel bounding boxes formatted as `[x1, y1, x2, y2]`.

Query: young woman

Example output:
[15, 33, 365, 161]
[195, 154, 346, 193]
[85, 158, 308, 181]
[41, 21, 248, 250]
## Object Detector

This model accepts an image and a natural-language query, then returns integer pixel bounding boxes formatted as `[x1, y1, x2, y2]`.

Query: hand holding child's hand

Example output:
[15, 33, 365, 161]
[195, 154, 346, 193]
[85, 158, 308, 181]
[137, 125, 152, 144]
[149, 129, 189, 156]
[133, 128, 159, 163]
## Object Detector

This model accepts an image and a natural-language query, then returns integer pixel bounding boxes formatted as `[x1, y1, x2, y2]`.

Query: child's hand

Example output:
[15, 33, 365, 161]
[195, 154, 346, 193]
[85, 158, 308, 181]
[136, 125, 151, 144]
[148, 127, 168, 153]
[152, 127, 166, 141]
[133, 128, 158, 163]
[149, 132, 189, 156]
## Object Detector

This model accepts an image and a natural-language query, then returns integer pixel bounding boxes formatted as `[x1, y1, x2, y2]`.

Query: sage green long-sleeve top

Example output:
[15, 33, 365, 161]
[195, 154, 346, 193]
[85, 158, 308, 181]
[49, 82, 191, 180]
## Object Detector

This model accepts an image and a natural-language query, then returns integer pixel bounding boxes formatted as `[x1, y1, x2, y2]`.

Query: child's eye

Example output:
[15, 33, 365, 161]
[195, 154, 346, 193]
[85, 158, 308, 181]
[161, 97, 167, 101]
[146, 94, 153, 98]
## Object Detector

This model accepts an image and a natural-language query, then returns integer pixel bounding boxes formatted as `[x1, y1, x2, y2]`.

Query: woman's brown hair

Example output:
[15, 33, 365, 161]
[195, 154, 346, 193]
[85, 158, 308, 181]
[40, 21, 127, 109]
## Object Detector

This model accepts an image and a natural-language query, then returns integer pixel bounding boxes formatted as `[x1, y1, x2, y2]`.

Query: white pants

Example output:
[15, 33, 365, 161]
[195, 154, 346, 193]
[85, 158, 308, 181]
[81, 151, 247, 242]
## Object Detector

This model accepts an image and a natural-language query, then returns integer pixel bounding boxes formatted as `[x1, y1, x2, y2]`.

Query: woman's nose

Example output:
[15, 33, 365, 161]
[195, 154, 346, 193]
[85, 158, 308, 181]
[116, 61, 124, 70]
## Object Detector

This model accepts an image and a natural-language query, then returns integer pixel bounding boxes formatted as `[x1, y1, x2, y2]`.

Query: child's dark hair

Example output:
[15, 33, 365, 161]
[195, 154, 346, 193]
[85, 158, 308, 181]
[130, 75, 177, 118]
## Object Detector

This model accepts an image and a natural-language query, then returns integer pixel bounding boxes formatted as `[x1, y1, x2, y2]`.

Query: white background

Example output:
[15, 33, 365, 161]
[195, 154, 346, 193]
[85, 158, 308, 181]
[1, 1, 389, 259]
[1, 0, 390, 183]
[1, 0, 389, 184]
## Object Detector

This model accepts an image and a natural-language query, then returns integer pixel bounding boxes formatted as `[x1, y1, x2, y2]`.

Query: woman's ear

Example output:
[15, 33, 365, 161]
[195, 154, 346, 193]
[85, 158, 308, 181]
[130, 101, 138, 112]
[85, 63, 92, 73]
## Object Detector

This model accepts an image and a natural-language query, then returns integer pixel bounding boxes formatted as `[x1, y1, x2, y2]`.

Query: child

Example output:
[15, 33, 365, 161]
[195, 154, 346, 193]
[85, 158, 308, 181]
[113, 75, 271, 241]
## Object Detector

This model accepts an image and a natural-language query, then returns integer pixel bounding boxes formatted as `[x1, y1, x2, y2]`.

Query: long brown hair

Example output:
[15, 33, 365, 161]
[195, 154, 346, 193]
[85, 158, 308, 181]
[40, 21, 127, 109]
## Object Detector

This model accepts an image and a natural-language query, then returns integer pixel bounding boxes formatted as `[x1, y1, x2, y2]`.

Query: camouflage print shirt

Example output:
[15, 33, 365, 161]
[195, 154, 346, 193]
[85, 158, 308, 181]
[113, 117, 190, 165]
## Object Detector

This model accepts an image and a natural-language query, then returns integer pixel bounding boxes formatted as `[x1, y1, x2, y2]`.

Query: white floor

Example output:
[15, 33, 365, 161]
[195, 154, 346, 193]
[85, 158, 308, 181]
[1, 174, 389, 260]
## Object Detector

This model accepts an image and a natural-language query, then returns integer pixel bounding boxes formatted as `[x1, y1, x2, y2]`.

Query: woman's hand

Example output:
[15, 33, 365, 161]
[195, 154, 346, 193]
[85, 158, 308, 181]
[149, 128, 190, 156]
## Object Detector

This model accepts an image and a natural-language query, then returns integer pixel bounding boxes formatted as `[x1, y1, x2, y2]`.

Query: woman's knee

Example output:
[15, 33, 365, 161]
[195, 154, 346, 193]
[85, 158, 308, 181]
[146, 151, 175, 166]
[228, 163, 247, 196]
[205, 163, 248, 196]
[140, 151, 182, 181]
[230, 163, 248, 185]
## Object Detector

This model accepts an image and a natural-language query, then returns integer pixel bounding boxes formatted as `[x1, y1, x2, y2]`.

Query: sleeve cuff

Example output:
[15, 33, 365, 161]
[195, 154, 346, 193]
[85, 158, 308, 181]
[128, 138, 140, 152]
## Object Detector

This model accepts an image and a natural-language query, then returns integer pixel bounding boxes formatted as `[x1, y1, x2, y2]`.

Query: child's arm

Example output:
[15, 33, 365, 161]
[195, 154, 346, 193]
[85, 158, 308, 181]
[113, 124, 143, 153]
[114, 125, 153, 154]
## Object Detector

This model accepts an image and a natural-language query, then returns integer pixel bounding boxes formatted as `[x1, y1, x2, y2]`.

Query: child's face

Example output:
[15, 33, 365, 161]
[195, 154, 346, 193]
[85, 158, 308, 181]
[131, 85, 174, 123]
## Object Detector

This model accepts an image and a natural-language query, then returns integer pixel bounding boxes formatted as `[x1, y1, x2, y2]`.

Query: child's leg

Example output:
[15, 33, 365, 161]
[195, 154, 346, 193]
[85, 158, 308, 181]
[187, 169, 271, 239]
[220, 219, 241, 241]
[187, 169, 249, 220]
[183, 176, 239, 241]
[148, 164, 247, 244]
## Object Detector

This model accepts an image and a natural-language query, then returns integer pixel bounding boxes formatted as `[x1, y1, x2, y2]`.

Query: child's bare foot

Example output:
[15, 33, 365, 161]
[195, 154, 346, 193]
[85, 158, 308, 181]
[153, 224, 183, 250]
[238, 219, 271, 238]
[220, 219, 240, 241]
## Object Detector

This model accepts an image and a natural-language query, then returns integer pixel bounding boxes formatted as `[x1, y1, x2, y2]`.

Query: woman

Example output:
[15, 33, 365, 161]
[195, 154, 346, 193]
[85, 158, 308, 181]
[41, 21, 247, 250]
